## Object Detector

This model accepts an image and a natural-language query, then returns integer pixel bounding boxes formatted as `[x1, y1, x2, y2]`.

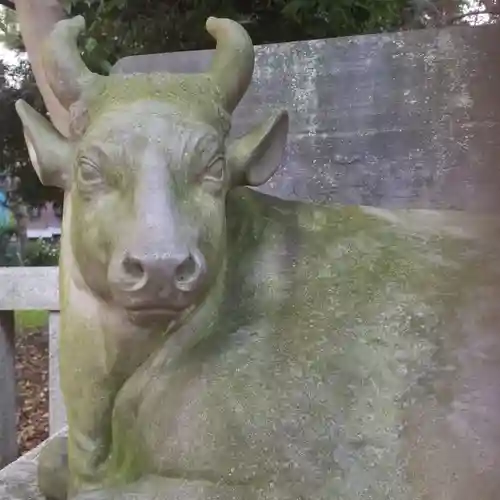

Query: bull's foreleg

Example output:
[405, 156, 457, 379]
[59, 347, 115, 490]
[61, 355, 142, 494]
[57, 305, 167, 495]
[37, 435, 69, 500]
[55, 320, 129, 492]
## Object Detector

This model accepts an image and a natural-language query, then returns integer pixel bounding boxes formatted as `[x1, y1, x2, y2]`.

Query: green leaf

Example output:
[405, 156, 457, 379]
[84, 37, 98, 54]
[107, 0, 127, 10]
[282, 0, 307, 20]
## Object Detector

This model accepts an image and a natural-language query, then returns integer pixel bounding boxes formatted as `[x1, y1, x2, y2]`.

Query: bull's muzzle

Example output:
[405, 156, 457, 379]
[109, 246, 207, 314]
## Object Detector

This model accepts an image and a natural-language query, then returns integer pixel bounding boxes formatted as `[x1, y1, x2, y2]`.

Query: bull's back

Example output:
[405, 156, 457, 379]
[112, 190, 500, 499]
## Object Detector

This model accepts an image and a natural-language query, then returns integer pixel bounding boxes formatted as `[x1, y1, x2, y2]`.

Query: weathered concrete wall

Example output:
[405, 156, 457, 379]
[114, 23, 500, 212]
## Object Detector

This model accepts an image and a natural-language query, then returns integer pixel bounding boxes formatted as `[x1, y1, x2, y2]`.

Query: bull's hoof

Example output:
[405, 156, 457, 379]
[37, 435, 69, 500]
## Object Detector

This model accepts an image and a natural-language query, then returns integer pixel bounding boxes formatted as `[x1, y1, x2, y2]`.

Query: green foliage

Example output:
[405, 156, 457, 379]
[0, 60, 63, 266]
[23, 238, 60, 267]
[0, 220, 21, 266]
[0, 221, 60, 267]
[0, 6, 20, 50]
[15, 309, 49, 330]
[0, 60, 64, 208]
[61, 0, 413, 74]
[0, 228, 60, 267]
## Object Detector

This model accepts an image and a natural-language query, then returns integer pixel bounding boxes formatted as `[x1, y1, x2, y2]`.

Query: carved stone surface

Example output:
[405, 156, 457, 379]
[0, 311, 17, 468]
[12, 13, 500, 500]
[0, 429, 67, 500]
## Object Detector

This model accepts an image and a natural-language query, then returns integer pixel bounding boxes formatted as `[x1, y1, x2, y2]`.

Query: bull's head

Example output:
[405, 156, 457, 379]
[16, 16, 288, 325]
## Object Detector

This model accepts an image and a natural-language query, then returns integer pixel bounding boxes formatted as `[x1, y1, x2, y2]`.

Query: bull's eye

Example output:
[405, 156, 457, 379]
[77, 158, 102, 187]
[203, 157, 225, 183]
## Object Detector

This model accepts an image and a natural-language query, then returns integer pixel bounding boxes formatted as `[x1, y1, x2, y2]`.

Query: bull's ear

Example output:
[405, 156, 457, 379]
[227, 109, 288, 187]
[15, 100, 73, 190]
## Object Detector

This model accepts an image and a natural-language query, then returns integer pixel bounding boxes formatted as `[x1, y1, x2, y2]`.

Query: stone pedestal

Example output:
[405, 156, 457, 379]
[0, 311, 17, 469]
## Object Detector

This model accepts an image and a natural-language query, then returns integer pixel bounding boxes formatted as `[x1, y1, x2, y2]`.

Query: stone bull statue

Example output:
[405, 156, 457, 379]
[15, 14, 500, 500]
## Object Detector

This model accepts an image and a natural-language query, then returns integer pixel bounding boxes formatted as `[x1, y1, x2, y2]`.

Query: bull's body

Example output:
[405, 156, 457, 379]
[15, 14, 500, 500]
[69, 189, 500, 500]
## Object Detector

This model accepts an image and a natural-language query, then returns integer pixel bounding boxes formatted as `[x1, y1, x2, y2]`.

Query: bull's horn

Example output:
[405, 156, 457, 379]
[206, 17, 255, 114]
[42, 16, 100, 110]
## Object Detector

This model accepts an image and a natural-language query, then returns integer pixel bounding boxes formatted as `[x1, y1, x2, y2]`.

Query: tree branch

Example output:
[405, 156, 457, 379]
[0, 1, 15, 10]
[447, 9, 500, 25]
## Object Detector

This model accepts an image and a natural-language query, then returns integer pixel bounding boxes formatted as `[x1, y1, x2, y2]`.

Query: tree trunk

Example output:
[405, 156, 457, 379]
[13, 0, 70, 137]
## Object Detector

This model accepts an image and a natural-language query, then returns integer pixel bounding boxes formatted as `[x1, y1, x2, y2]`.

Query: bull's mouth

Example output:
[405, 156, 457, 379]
[126, 305, 178, 313]
[126, 307, 175, 316]
[123, 302, 198, 325]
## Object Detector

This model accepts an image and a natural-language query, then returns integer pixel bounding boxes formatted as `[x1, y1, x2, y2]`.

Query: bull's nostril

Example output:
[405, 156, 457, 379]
[175, 251, 204, 291]
[176, 255, 196, 284]
[114, 254, 148, 293]
[122, 255, 145, 279]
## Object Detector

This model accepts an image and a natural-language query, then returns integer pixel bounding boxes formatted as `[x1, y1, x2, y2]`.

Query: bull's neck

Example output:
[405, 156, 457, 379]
[155, 253, 228, 362]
